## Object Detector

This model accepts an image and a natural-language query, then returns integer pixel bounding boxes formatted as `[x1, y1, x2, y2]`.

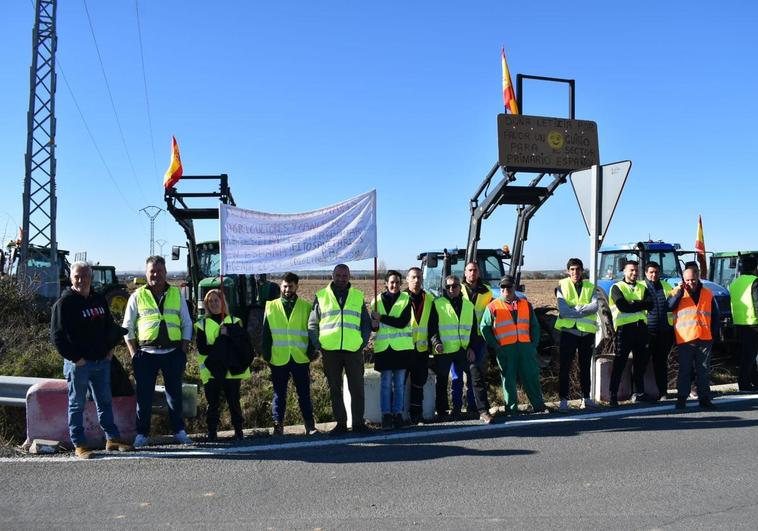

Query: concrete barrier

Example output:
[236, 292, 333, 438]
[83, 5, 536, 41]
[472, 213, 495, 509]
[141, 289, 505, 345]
[23, 380, 199, 448]
[24, 380, 137, 449]
[344, 369, 438, 425]
[592, 354, 660, 402]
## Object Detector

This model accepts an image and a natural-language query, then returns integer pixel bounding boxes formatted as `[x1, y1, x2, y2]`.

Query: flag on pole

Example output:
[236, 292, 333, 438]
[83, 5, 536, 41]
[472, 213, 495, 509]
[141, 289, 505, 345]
[501, 47, 519, 114]
[695, 215, 708, 278]
[163, 136, 183, 189]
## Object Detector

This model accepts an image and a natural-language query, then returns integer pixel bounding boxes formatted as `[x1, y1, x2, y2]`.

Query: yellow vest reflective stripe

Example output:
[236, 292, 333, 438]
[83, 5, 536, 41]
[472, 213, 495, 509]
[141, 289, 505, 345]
[462, 284, 493, 336]
[660, 280, 675, 326]
[136, 286, 182, 344]
[433, 297, 474, 354]
[265, 298, 312, 366]
[373, 292, 414, 353]
[729, 275, 758, 326]
[193, 315, 251, 384]
[316, 286, 365, 352]
[410, 290, 434, 352]
[554, 278, 598, 333]
[610, 281, 648, 328]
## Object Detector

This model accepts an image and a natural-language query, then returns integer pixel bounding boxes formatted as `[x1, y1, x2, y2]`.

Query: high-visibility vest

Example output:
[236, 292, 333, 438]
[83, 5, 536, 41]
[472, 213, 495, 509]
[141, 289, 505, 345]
[316, 285, 365, 352]
[609, 281, 648, 329]
[673, 287, 714, 344]
[433, 297, 474, 354]
[487, 297, 532, 346]
[265, 297, 312, 366]
[554, 278, 598, 334]
[193, 315, 251, 384]
[372, 292, 414, 353]
[463, 283, 493, 336]
[410, 290, 434, 352]
[660, 280, 675, 326]
[729, 275, 758, 326]
[136, 286, 182, 346]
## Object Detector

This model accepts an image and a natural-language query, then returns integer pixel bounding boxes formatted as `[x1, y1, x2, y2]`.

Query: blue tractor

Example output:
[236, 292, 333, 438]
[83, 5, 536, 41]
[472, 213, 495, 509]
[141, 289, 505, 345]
[596, 241, 733, 342]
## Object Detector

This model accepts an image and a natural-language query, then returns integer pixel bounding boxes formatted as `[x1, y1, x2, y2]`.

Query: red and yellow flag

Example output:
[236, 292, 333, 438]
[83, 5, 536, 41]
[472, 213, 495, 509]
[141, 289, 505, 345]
[163, 136, 183, 189]
[501, 47, 519, 115]
[695, 215, 708, 278]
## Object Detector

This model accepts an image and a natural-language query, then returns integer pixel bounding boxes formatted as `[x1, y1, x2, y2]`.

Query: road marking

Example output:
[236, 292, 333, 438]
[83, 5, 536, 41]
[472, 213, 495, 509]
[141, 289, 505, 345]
[3, 394, 756, 463]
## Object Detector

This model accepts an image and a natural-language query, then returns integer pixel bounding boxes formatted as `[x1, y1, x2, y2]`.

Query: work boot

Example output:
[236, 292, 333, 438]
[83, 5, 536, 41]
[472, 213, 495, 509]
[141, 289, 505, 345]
[451, 406, 462, 421]
[435, 411, 449, 423]
[105, 438, 134, 452]
[272, 422, 284, 436]
[74, 446, 93, 459]
[393, 413, 406, 429]
[206, 430, 218, 443]
[234, 428, 245, 441]
[381, 413, 394, 431]
[328, 423, 349, 436]
[609, 394, 619, 408]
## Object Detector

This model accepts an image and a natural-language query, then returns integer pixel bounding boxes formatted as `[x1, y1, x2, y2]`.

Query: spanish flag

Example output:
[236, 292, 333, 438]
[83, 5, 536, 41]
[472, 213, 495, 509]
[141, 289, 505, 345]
[163, 136, 183, 189]
[695, 215, 708, 278]
[501, 47, 519, 115]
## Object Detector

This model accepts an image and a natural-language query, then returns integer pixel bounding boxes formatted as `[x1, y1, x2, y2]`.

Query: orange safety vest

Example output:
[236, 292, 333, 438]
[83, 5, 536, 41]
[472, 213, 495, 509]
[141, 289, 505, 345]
[673, 287, 713, 344]
[488, 297, 531, 346]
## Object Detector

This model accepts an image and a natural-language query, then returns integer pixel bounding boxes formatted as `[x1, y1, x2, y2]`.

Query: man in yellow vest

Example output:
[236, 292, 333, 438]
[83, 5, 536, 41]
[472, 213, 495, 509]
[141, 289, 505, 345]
[729, 256, 758, 392]
[608, 260, 654, 407]
[644, 261, 675, 400]
[428, 274, 478, 421]
[668, 263, 720, 409]
[123, 256, 194, 447]
[555, 258, 598, 412]
[308, 264, 372, 435]
[262, 272, 317, 436]
[481, 274, 546, 416]
[454, 261, 491, 420]
[405, 267, 434, 424]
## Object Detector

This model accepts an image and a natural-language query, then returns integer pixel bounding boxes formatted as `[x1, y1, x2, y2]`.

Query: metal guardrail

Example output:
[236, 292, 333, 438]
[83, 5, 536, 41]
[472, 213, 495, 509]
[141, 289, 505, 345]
[0, 376, 198, 417]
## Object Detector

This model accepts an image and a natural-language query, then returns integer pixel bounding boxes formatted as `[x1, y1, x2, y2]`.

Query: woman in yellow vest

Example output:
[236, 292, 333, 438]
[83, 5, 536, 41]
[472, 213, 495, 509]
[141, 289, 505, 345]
[194, 289, 252, 441]
[371, 270, 414, 430]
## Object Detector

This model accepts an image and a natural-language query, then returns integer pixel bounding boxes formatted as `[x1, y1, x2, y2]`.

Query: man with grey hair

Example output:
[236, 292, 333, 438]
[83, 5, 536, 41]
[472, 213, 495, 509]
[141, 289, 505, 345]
[123, 256, 194, 447]
[51, 261, 133, 458]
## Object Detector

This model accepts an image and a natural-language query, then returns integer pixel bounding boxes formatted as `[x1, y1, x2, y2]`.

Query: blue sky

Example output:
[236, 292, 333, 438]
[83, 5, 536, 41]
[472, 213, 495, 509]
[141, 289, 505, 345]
[1, 1, 756, 273]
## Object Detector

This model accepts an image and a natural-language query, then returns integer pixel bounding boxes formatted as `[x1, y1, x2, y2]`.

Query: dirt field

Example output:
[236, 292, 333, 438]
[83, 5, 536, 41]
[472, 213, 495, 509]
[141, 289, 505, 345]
[295, 278, 558, 310]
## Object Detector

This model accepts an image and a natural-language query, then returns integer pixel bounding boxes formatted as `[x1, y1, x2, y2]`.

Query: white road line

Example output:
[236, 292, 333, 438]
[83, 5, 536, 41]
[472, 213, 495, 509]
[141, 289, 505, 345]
[3, 393, 756, 463]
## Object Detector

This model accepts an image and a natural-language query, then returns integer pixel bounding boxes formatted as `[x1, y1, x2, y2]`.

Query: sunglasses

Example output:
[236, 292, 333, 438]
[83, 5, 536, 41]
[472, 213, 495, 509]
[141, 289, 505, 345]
[446, 283, 460, 289]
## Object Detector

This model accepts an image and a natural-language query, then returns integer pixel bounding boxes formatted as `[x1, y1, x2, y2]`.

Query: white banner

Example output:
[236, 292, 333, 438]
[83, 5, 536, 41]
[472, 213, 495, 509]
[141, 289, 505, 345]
[220, 190, 377, 274]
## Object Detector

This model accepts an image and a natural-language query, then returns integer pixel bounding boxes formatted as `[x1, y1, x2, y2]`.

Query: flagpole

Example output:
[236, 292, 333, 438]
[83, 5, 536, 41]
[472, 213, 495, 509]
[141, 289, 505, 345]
[373, 256, 378, 312]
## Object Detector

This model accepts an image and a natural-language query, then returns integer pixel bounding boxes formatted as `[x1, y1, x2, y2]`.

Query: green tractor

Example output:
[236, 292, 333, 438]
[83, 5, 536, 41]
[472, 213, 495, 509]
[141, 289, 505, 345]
[709, 251, 758, 290]
[90, 264, 130, 316]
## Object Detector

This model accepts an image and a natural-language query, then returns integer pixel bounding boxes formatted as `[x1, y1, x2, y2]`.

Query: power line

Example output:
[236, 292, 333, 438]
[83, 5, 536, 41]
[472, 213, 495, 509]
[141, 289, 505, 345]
[81, 0, 148, 203]
[134, 0, 159, 183]
[58, 62, 137, 213]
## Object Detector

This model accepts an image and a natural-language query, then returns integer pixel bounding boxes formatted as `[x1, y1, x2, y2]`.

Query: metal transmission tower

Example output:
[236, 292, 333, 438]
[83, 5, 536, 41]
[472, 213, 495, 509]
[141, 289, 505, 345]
[140, 206, 164, 256]
[20, 0, 59, 298]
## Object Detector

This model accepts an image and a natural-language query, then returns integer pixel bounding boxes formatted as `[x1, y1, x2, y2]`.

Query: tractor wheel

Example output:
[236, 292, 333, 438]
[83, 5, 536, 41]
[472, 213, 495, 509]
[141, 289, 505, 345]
[106, 289, 130, 318]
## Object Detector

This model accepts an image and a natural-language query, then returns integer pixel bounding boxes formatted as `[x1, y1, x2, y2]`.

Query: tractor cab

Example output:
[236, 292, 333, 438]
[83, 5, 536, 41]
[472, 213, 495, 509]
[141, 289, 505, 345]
[709, 251, 758, 289]
[418, 248, 508, 298]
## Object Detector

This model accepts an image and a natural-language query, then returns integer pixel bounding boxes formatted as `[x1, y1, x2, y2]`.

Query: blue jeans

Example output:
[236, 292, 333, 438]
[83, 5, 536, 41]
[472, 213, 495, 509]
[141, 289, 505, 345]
[270, 360, 313, 424]
[63, 358, 120, 447]
[133, 348, 186, 436]
[380, 369, 407, 414]
[451, 343, 483, 410]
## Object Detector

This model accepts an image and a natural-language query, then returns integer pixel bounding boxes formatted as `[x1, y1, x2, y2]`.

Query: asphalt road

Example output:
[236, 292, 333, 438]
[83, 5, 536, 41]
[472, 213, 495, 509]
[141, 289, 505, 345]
[2, 396, 758, 530]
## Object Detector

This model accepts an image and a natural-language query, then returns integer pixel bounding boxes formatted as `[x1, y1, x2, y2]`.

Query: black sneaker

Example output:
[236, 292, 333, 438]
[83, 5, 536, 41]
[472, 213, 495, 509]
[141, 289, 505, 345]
[675, 397, 687, 410]
[328, 423, 349, 436]
[435, 411, 450, 423]
[609, 395, 619, 408]
[234, 428, 245, 441]
[699, 400, 717, 410]
[451, 407, 462, 421]
[272, 423, 284, 436]
[206, 430, 218, 443]
[393, 413, 406, 429]
[351, 422, 373, 434]
[381, 413, 394, 431]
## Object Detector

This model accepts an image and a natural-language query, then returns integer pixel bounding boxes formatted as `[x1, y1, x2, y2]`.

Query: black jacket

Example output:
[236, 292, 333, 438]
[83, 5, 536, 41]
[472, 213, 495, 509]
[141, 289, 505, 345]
[50, 288, 124, 362]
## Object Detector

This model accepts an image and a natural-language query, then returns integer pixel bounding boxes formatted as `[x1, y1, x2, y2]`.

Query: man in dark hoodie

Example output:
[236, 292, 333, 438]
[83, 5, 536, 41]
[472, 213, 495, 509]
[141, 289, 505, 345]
[50, 261, 133, 458]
